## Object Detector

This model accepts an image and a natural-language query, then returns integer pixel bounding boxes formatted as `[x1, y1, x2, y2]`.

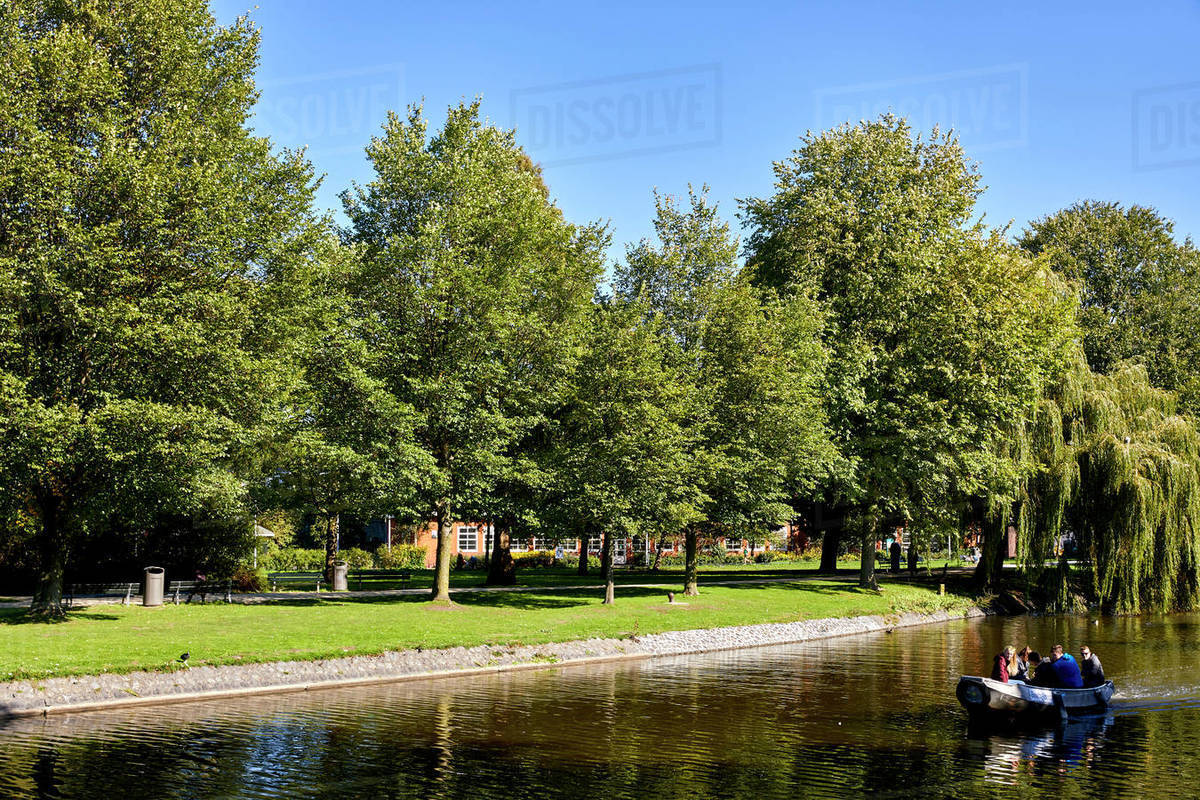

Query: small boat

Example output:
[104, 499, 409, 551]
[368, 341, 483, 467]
[956, 676, 1115, 725]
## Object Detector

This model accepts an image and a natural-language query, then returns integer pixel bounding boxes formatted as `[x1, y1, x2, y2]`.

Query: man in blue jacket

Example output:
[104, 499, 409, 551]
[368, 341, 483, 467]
[1049, 644, 1084, 688]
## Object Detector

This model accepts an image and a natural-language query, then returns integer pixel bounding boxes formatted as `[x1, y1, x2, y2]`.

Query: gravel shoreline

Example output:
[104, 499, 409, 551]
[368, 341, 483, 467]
[1, 606, 987, 719]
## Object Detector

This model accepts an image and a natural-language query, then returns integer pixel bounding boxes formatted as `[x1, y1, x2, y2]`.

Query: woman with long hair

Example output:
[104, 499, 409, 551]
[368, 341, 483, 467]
[991, 645, 1016, 682]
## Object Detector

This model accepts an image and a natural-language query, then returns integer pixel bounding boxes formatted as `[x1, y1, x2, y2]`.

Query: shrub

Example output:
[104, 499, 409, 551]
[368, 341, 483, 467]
[760, 551, 807, 563]
[656, 552, 748, 567]
[378, 544, 426, 570]
[558, 554, 600, 569]
[339, 547, 375, 569]
[232, 566, 269, 592]
[512, 550, 555, 568]
[755, 550, 776, 564]
[258, 548, 326, 572]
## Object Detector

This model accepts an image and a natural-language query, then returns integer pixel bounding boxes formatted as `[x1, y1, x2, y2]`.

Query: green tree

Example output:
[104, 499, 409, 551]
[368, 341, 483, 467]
[618, 188, 834, 595]
[1013, 359, 1200, 613]
[1020, 201, 1200, 413]
[0, 0, 323, 614]
[743, 117, 1073, 588]
[549, 302, 693, 604]
[274, 342, 431, 582]
[341, 101, 605, 602]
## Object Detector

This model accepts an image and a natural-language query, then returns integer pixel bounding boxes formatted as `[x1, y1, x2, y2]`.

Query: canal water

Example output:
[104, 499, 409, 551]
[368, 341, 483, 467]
[2, 614, 1199, 799]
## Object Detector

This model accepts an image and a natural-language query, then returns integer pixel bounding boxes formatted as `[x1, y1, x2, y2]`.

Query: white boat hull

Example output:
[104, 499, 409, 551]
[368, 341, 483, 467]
[956, 676, 1114, 723]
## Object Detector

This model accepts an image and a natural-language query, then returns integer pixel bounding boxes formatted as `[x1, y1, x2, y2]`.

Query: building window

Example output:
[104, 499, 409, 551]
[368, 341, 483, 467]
[588, 535, 602, 554]
[533, 536, 551, 551]
[484, 525, 493, 552]
[457, 525, 478, 552]
[725, 536, 743, 552]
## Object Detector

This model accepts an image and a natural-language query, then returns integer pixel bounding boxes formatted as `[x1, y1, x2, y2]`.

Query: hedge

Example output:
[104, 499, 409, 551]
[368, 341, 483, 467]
[257, 544, 426, 572]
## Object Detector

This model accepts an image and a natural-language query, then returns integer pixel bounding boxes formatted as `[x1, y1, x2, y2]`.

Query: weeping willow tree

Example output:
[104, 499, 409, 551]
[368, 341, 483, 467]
[999, 358, 1200, 613]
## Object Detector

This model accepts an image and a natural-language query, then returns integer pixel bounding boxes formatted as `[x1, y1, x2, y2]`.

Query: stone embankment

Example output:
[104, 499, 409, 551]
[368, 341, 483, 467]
[1, 606, 986, 719]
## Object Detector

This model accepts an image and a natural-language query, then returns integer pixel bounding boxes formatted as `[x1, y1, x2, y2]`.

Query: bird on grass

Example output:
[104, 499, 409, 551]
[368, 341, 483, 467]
[178, 652, 190, 668]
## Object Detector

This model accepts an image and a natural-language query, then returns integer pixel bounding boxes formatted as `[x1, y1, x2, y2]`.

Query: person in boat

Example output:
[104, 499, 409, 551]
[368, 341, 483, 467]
[1047, 643, 1084, 688]
[991, 645, 1016, 682]
[1028, 650, 1061, 687]
[1013, 646, 1033, 682]
[1079, 645, 1105, 687]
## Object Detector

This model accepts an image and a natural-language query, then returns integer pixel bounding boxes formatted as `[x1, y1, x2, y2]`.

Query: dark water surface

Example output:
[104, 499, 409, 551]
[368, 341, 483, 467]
[3, 614, 1199, 799]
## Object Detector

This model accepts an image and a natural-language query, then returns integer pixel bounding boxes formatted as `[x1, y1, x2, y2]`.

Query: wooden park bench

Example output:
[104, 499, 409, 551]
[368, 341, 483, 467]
[168, 579, 233, 604]
[267, 571, 323, 592]
[66, 581, 140, 607]
[349, 569, 413, 590]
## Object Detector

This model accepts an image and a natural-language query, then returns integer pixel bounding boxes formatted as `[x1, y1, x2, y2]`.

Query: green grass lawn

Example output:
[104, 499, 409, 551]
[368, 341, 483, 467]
[0, 581, 975, 682]
[341, 559, 971, 591]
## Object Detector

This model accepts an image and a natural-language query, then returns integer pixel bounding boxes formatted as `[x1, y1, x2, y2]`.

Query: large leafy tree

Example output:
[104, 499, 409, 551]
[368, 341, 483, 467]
[341, 102, 605, 602]
[549, 302, 693, 604]
[617, 188, 834, 595]
[743, 117, 1073, 588]
[1009, 359, 1200, 613]
[267, 248, 432, 584]
[1020, 201, 1200, 414]
[0, 0, 323, 614]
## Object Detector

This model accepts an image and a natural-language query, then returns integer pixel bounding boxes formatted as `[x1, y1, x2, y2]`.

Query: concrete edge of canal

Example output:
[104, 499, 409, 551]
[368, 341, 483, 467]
[2, 606, 990, 720]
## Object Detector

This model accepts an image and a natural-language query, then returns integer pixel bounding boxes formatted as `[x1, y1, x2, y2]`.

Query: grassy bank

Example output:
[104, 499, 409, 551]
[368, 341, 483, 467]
[0, 581, 976, 682]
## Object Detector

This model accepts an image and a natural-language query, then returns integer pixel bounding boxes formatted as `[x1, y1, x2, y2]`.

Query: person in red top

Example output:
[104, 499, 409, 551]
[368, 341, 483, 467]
[991, 645, 1016, 682]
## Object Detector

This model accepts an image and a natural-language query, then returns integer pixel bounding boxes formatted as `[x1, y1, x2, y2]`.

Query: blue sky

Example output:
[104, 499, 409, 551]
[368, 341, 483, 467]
[212, 0, 1200, 264]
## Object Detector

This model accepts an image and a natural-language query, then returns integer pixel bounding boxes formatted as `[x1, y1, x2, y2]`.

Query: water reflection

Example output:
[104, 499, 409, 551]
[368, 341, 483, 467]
[2, 614, 1199, 799]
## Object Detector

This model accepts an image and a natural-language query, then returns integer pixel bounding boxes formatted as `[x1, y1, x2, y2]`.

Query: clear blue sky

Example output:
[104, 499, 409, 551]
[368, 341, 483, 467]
[212, 0, 1200, 263]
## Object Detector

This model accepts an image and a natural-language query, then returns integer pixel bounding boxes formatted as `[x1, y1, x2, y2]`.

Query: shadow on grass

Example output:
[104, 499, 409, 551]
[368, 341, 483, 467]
[0, 608, 122, 626]
[264, 585, 684, 611]
[299, 580, 910, 610]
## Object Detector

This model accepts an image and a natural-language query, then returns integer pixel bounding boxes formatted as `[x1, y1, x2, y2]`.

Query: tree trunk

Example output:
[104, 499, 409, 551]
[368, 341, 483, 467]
[323, 512, 339, 584]
[486, 522, 516, 586]
[431, 499, 454, 602]
[683, 528, 699, 596]
[858, 512, 878, 590]
[651, 535, 666, 572]
[577, 533, 589, 576]
[974, 512, 1007, 589]
[907, 540, 918, 574]
[601, 529, 615, 605]
[819, 528, 840, 573]
[30, 495, 67, 618]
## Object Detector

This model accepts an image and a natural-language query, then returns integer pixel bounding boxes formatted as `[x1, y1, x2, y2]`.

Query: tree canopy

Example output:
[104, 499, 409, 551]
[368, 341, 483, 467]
[742, 117, 1076, 587]
[1020, 201, 1200, 415]
[0, 0, 324, 613]
[340, 101, 605, 601]
[617, 188, 834, 594]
